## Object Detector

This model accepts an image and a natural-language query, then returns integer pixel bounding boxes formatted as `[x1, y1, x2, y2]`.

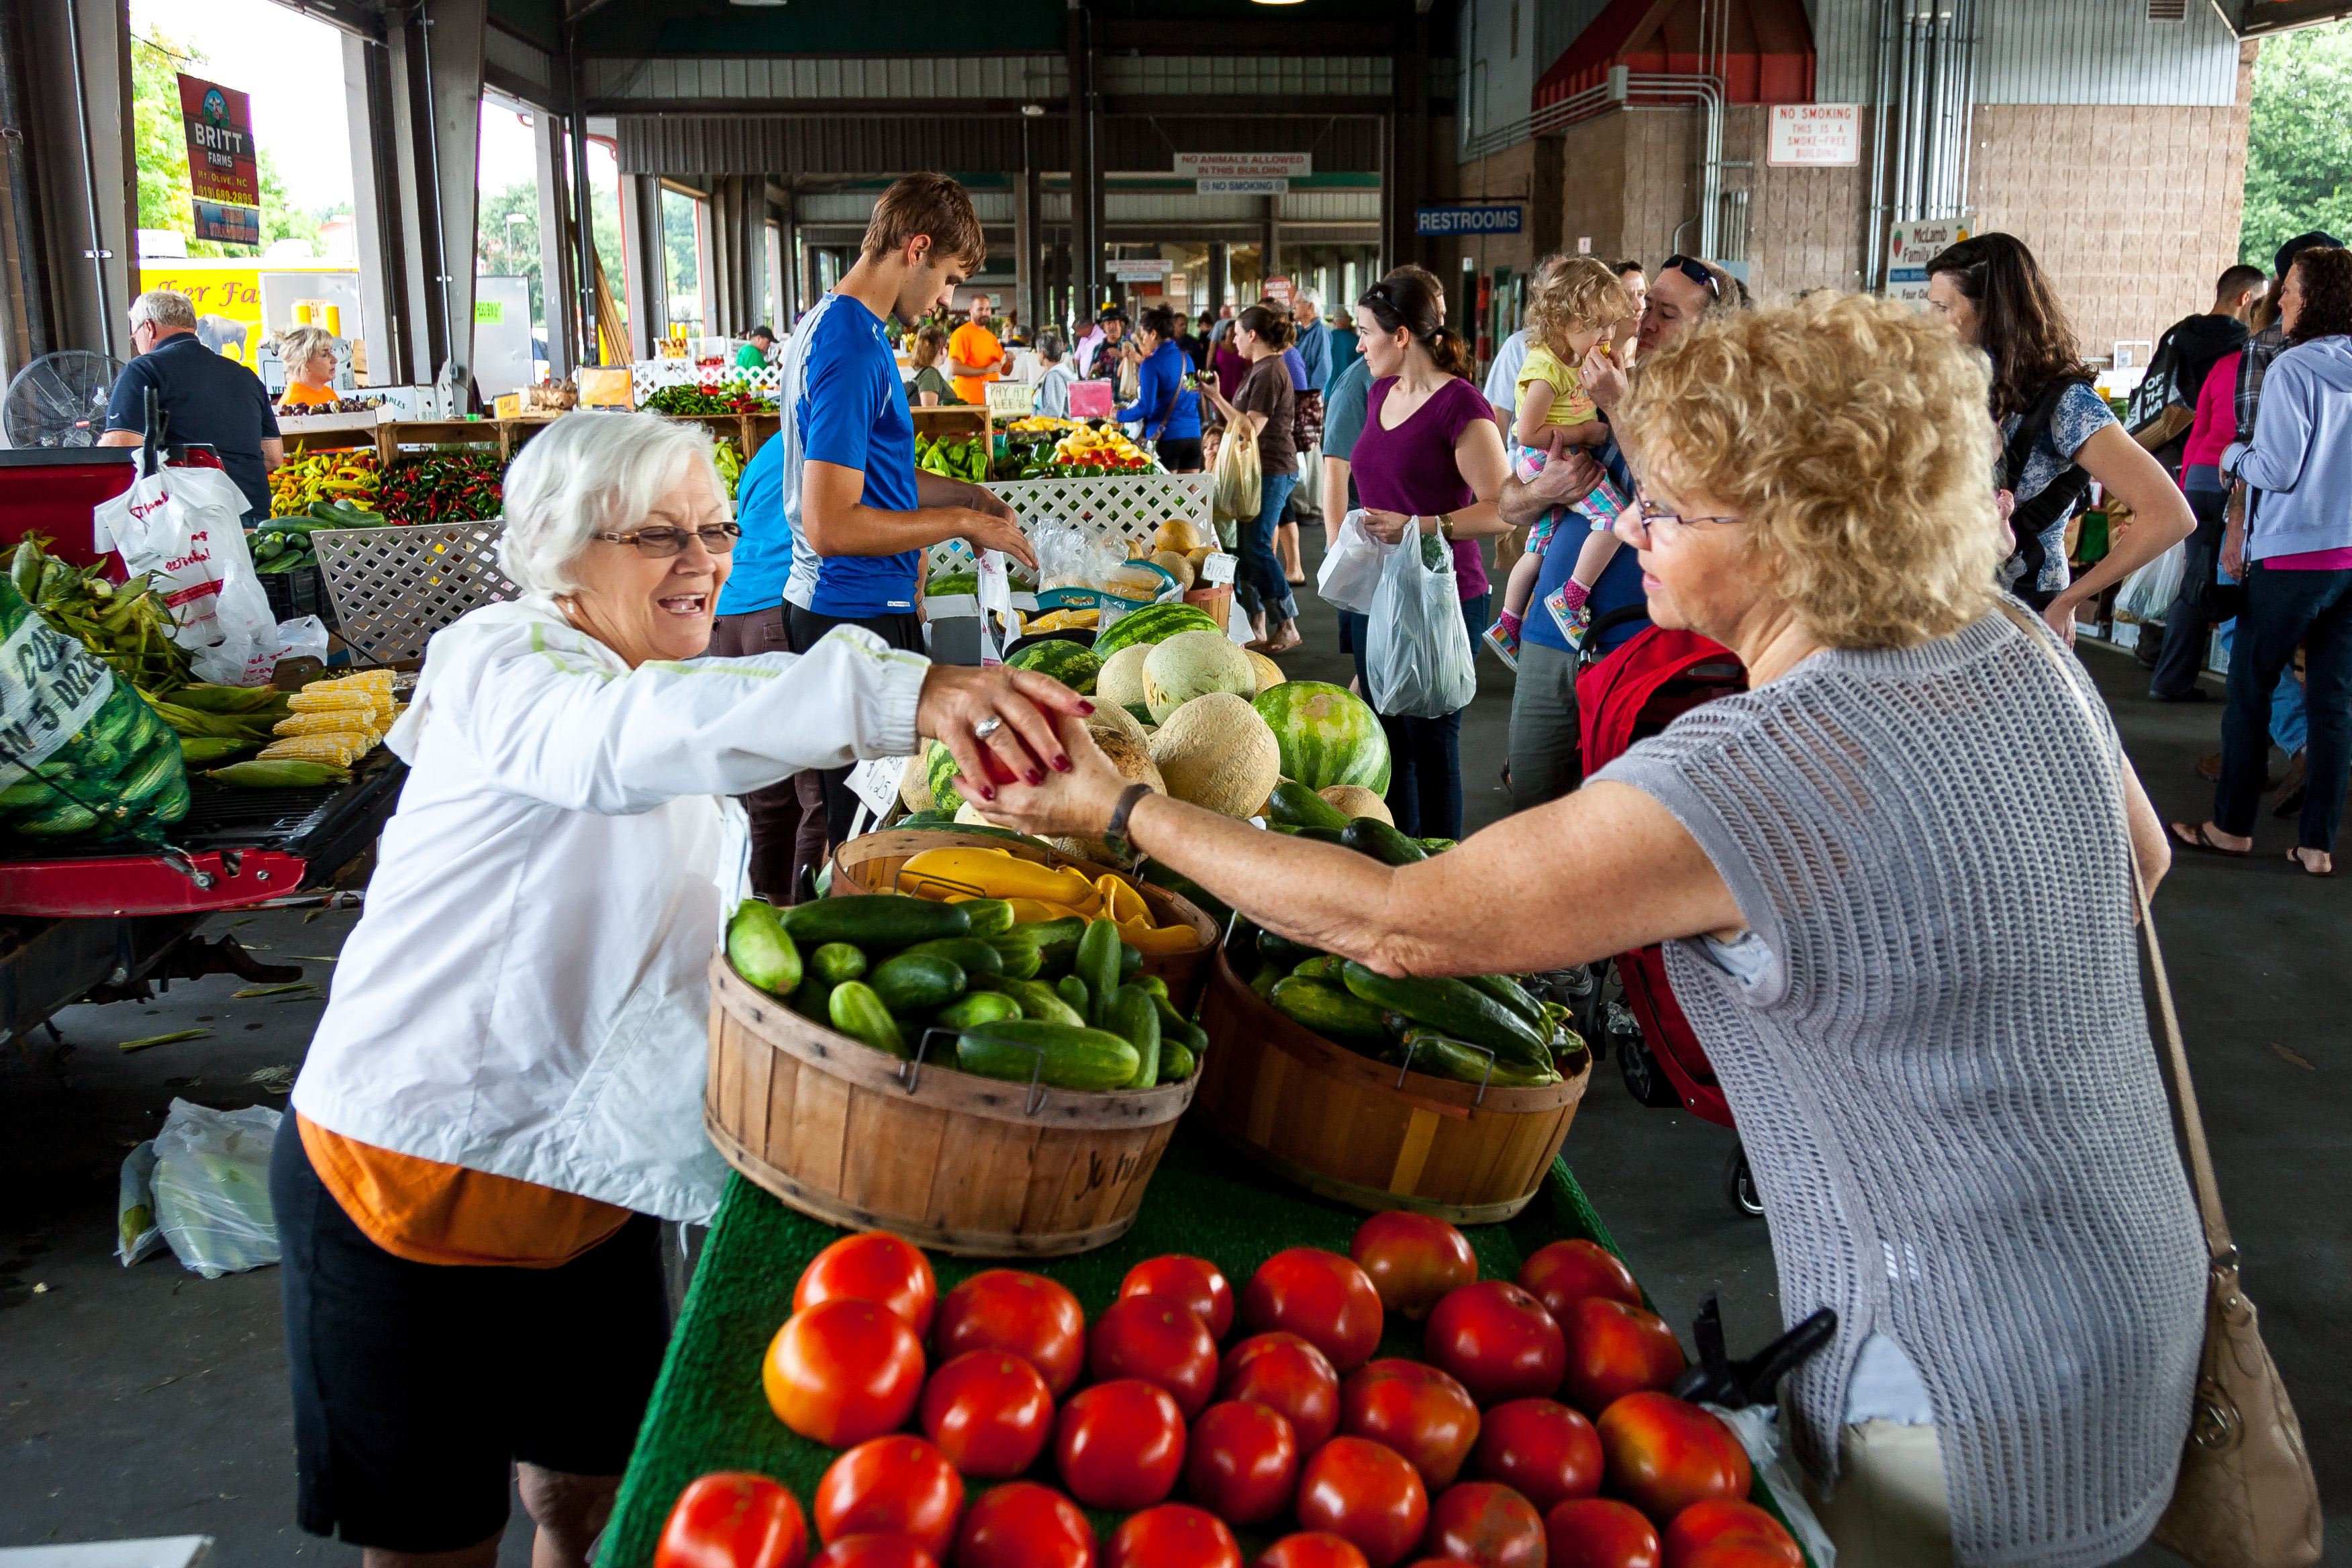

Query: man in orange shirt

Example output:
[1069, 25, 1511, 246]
[947, 292, 1004, 404]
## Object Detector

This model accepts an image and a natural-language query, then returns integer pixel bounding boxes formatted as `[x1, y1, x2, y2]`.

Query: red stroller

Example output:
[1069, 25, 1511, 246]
[1574, 609, 1762, 1216]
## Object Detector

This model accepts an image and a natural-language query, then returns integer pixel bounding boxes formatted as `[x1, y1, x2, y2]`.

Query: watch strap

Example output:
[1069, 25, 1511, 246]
[1104, 782, 1155, 859]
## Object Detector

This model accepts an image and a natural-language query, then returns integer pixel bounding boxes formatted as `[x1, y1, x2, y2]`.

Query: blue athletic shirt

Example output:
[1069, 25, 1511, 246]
[713, 428, 790, 615]
[779, 292, 923, 617]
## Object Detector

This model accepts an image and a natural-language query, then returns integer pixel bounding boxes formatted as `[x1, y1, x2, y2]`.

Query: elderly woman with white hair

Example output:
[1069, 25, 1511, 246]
[269, 412, 1086, 1567]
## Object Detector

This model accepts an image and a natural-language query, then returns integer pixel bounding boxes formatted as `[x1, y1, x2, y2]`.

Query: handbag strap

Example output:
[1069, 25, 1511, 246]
[1994, 600, 2235, 1261]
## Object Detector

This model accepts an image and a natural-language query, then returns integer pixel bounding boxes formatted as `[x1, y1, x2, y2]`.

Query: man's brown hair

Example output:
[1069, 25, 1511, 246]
[861, 173, 986, 270]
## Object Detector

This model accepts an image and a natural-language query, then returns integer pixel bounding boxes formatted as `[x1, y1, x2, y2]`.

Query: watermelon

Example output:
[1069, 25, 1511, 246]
[1006, 638, 1103, 695]
[925, 740, 967, 816]
[1092, 601, 1222, 660]
[1253, 680, 1391, 794]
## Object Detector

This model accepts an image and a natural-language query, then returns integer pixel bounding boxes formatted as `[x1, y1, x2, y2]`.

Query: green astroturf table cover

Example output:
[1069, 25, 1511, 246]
[598, 1124, 1814, 1565]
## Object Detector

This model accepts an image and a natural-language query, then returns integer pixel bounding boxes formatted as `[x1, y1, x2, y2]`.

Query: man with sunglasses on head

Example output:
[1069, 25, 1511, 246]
[1497, 254, 1745, 812]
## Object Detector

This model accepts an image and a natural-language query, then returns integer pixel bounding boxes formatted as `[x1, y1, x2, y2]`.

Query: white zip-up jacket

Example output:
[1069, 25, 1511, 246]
[289, 596, 927, 1223]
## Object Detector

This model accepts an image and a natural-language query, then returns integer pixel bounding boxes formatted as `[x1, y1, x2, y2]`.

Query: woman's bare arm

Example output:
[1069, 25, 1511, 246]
[2046, 424, 2196, 640]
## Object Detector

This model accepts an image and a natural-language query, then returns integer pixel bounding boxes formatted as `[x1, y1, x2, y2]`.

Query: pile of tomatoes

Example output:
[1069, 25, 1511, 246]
[654, 1217, 1805, 1568]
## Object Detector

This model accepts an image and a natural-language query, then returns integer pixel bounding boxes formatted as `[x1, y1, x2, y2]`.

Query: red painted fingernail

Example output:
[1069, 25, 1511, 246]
[981, 785, 996, 801]
[1054, 755, 1071, 772]
[1026, 768, 1044, 786]
[1078, 701, 1096, 714]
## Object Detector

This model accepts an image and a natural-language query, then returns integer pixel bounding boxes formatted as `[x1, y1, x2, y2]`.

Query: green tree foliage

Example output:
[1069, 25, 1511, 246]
[2242, 23, 2352, 271]
[130, 30, 317, 256]
[475, 170, 629, 335]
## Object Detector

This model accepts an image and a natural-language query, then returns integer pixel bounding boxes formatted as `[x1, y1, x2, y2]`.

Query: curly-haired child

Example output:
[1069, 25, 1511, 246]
[1483, 258, 1637, 666]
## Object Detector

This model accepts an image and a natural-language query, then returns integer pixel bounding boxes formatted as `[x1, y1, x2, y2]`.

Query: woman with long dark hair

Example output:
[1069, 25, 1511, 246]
[1926, 234, 2193, 643]
[1344, 268, 1512, 839]
[1116, 305, 1203, 472]
[1202, 303, 1303, 650]
[2173, 244, 2352, 874]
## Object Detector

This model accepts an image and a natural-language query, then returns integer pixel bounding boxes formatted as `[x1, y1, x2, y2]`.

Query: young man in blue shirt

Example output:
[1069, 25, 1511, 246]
[767, 171, 1036, 848]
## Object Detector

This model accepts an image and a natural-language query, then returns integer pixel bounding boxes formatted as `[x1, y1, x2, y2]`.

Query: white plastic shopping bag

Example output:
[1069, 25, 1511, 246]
[115, 1140, 166, 1267]
[93, 460, 277, 685]
[1316, 509, 1393, 616]
[1367, 532, 1477, 718]
[150, 1097, 281, 1278]
[2116, 539, 2188, 626]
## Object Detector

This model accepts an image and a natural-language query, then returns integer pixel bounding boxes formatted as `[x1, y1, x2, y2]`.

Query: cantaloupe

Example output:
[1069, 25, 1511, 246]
[1150, 550, 1197, 591]
[1097, 642, 1154, 725]
[1319, 783, 1393, 826]
[900, 752, 936, 813]
[1244, 648, 1286, 697]
[1149, 691, 1281, 818]
[954, 799, 989, 825]
[1055, 727, 1167, 863]
[1157, 516, 1212, 554]
[1085, 698, 1149, 746]
[1142, 630, 1257, 724]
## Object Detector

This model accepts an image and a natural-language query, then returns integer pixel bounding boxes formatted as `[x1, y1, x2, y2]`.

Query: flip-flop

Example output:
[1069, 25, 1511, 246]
[2286, 847, 2335, 878]
[2169, 822, 2250, 857]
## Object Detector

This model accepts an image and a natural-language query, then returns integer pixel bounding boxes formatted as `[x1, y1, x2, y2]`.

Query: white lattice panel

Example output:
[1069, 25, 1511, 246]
[631, 360, 782, 403]
[924, 473, 1214, 577]
[314, 522, 518, 667]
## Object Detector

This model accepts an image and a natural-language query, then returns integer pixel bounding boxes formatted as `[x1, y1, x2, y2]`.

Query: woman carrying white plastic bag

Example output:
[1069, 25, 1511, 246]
[1368, 530, 1479, 719]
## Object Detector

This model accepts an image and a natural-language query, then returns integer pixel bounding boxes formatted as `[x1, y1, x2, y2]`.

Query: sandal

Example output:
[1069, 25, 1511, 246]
[2169, 822, 2250, 857]
[2287, 847, 2335, 878]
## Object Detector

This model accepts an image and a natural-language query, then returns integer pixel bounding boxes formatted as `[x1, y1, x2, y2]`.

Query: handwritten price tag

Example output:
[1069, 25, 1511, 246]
[1201, 552, 1238, 585]
[847, 755, 912, 820]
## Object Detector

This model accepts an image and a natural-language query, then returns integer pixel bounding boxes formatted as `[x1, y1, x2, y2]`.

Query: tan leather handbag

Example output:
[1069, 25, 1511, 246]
[2005, 601, 2323, 1567]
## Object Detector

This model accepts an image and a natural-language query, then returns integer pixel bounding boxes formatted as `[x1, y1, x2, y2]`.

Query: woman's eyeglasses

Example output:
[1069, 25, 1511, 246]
[595, 522, 742, 558]
[1660, 255, 1722, 300]
[1622, 487, 1743, 544]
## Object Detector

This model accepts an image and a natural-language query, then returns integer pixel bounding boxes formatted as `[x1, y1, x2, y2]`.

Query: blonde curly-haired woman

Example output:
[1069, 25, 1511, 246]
[273, 323, 342, 407]
[985, 293, 2206, 1568]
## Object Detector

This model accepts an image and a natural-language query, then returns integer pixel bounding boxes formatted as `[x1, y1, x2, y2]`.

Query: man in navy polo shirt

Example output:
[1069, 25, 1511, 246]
[100, 289, 283, 522]
[774, 171, 1037, 845]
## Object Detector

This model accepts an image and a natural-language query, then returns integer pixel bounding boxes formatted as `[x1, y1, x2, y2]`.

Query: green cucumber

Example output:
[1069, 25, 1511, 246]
[1109, 983, 1161, 1088]
[1281, 825, 1350, 845]
[810, 942, 869, 985]
[1118, 940, 1143, 981]
[1270, 977, 1393, 1044]
[954, 1019, 1140, 1091]
[1397, 1028, 1563, 1089]
[1267, 779, 1351, 830]
[936, 991, 1024, 1030]
[1291, 954, 1349, 982]
[1077, 919, 1121, 1026]
[985, 932, 1044, 980]
[1257, 927, 1320, 970]
[1159, 1039, 1196, 1083]
[959, 898, 1018, 937]
[1026, 916, 1087, 977]
[1340, 962, 1552, 1066]
[869, 952, 965, 1014]
[726, 901, 803, 996]
[789, 973, 834, 1024]
[1420, 838, 1458, 854]
[999, 977, 1084, 1028]
[1465, 972, 1546, 1030]
[828, 981, 907, 1057]
[1250, 964, 1281, 1001]
[781, 895, 971, 948]
[1340, 817, 1430, 865]
[1056, 973, 1091, 1022]
[895, 937, 1004, 978]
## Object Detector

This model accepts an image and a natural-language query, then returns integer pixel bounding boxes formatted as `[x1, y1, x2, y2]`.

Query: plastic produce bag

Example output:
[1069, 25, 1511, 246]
[150, 1097, 282, 1279]
[1211, 420, 1262, 535]
[93, 454, 277, 685]
[1316, 509, 1393, 616]
[2116, 538, 2188, 626]
[0, 575, 191, 841]
[1367, 530, 1478, 718]
[1710, 1404, 1837, 1567]
[116, 1140, 166, 1266]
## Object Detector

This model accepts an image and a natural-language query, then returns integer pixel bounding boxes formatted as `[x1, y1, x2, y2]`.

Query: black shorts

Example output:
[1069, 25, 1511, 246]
[270, 1127, 670, 1553]
[787, 606, 927, 844]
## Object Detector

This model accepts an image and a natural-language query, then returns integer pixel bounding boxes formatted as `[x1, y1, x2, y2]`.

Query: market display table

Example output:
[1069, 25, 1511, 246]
[599, 1125, 1816, 1564]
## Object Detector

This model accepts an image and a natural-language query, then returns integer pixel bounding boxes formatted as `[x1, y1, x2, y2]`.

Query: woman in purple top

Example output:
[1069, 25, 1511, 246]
[1345, 269, 1513, 838]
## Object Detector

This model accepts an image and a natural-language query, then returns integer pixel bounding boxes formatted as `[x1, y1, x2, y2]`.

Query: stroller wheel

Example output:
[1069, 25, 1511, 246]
[1614, 1004, 1681, 1108]
[1724, 1142, 1765, 1218]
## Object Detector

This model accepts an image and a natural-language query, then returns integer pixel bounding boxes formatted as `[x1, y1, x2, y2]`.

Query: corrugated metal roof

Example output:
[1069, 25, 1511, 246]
[484, 25, 554, 96]
[618, 116, 1067, 175]
[1099, 56, 1392, 95]
[1814, 0, 2240, 105]
[587, 54, 1066, 103]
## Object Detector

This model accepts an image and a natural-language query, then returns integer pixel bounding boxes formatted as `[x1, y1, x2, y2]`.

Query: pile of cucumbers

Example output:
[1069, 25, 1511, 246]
[1232, 914, 1586, 1094]
[726, 893, 1204, 1093]
[1263, 781, 1457, 858]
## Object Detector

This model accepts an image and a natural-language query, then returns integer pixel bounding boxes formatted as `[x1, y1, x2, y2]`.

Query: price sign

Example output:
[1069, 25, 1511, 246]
[847, 756, 911, 820]
[1200, 552, 1238, 585]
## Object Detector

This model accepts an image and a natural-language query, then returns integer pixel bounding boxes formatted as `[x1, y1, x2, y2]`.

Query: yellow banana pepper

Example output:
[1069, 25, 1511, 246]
[1122, 922, 1206, 954]
[899, 846, 1103, 908]
[1095, 873, 1151, 926]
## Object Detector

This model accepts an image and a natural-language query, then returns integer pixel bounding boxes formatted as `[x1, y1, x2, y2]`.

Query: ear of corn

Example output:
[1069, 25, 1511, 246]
[287, 687, 380, 714]
[274, 710, 380, 740]
[256, 736, 361, 767]
[206, 760, 352, 787]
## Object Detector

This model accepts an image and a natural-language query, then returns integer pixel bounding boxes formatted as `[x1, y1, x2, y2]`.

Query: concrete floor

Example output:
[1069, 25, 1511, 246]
[2, 530, 2343, 1562]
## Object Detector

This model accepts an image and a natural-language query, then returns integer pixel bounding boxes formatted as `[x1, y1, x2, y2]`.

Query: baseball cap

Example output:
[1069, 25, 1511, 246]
[2274, 230, 2343, 279]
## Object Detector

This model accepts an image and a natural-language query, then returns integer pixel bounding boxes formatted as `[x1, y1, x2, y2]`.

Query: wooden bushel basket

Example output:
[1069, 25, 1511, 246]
[1192, 948, 1589, 1223]
[707, 956, 1197, 1257]
[830, 829, 1220, 1010]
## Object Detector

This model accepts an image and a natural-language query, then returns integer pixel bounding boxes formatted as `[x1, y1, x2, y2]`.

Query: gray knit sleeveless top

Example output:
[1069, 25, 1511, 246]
[1594, 608, 2204, 1568]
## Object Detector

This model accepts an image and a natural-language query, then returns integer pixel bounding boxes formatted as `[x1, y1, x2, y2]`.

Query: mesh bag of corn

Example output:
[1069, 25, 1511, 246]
[0, 575, 190, 840]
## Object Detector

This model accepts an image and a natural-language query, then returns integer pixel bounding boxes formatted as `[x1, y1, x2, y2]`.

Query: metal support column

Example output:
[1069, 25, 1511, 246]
[382, 0, 487, 386]
[1066, 0, 1099, 315]
[0, 0, 57, 371]
[620, 173, 660, 360]
[1207, 242, 1226, 323]
[21, 0, 134, 359]
[532, 106, 576, 377]
[779, 183, 799, 324]
[343, 33, 405, 384]
[1263, 197, 1281, 289]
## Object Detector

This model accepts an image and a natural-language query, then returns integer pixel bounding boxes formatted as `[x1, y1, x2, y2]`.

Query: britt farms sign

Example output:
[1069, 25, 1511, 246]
[178, 74, 261, 246]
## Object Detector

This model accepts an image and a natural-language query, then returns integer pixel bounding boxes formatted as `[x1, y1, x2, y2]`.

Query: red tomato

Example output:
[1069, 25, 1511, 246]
[1110, 1504, 1244, 1568]
[1516, 1242, 1642, 1322]
[1055, 1379, 1188, 1510]
[1220, 1331, 1343, 1452]
[1659, 1500, 1800, 1568]
[1424, 1282, 1567, 1408]
[934, 1269, 1088, 1398]
[1184, 1399, 1301, 1525]
[1089, 1294, 1221, 1418]
[809, 1537, 937, 1568]
[954, 1482, 1094, 1568]
[813, 1436, 963, 1558]
[1473, 1400, 1604, 1514]
[1542, 1499, 1661, 1568]
[655, 1471, 809, 1568]
[1257, 1534, 1372, 1568]
[1119, 1254, 1236, 1340]
[1295, 1436, 1432, 1568]
[1349, 1212, 1478, 1320]
[1593, 1394, 1751, 1526]
[764, 1300, 926, 1447]
[1242, 1248, 1387, 1373]
[918, 1350, 1052, 1479]
[1339, 1359, 1482, 1493]
[1422, 1481, 1547, 1567]
[795, 1232, 938, 1338]
[1556, 1301, 1686, 1418]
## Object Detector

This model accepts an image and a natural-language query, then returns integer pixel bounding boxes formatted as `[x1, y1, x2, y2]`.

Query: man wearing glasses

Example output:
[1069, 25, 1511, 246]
[99, 289, 283, 524]
[1498, 254, 1744, 812]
